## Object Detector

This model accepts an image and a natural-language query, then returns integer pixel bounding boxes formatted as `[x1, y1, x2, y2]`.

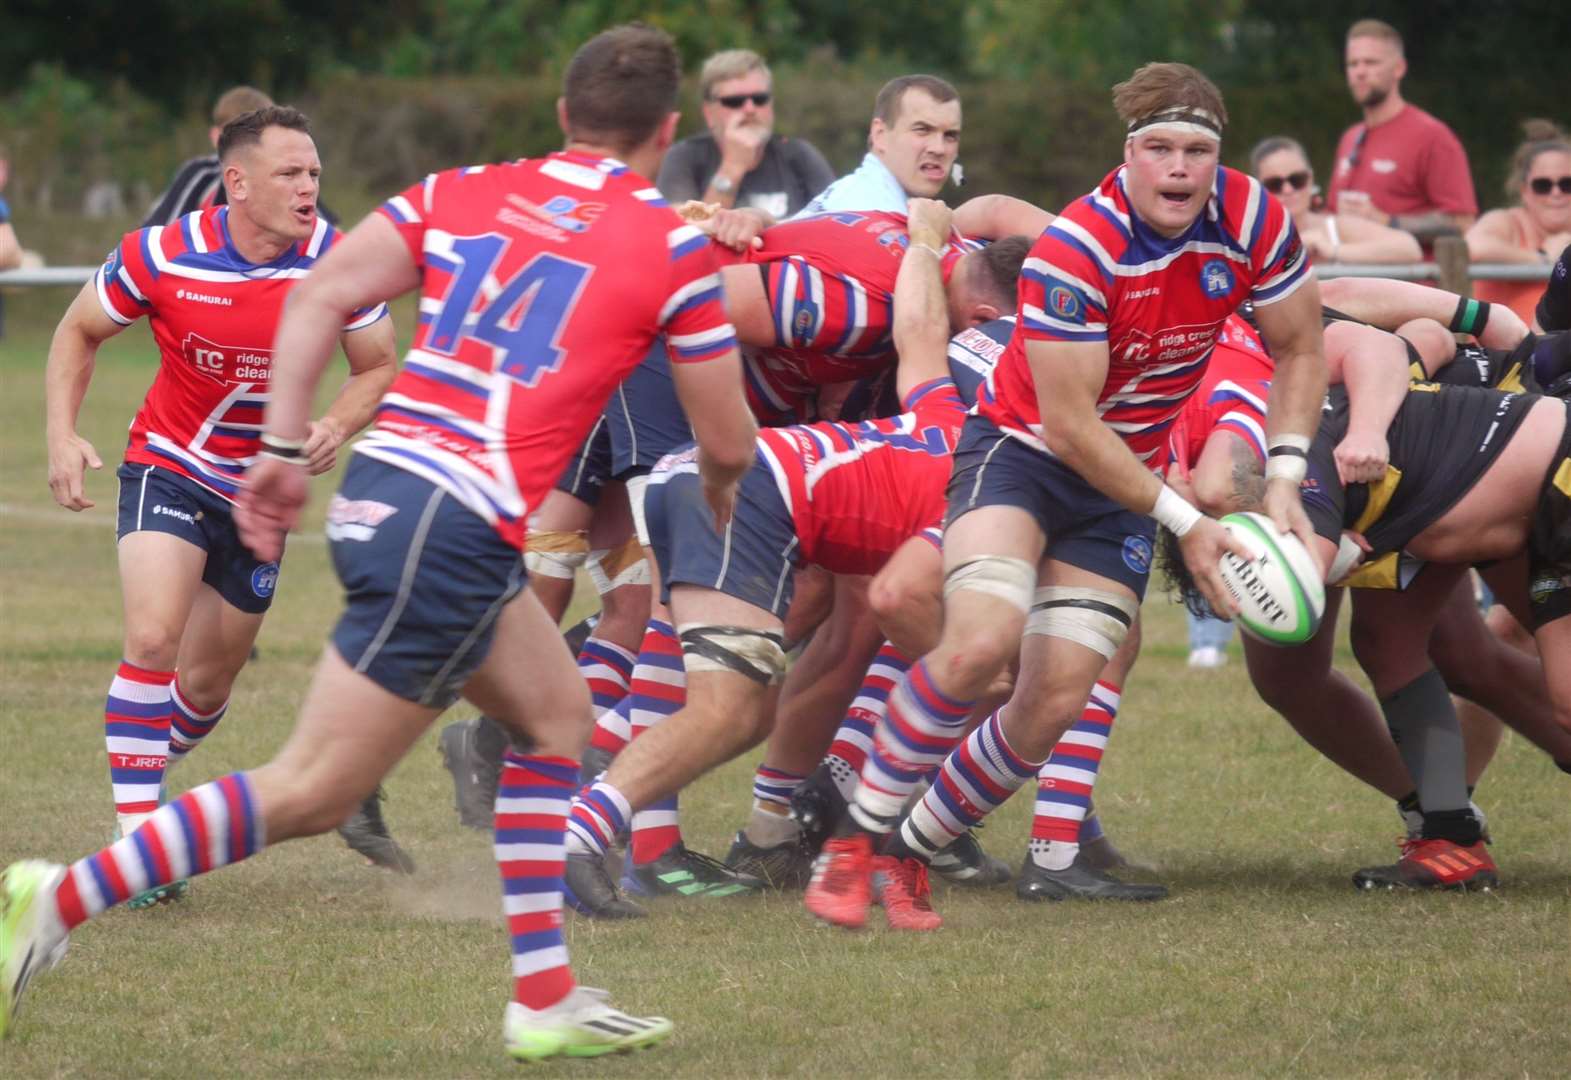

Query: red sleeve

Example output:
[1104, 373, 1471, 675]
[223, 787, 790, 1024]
[1420, 125, 1478, 216]
[375, 173, 439, 267]
[1018, 214, 1110, 345]
[93, 230, 156, 326]
[660, 221, 737, 363]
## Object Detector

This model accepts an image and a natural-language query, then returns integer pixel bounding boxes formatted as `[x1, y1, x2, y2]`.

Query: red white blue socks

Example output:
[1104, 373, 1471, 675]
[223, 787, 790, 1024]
[579, 638, 636, 724]
[56, 772, 262, 930]
[495, 751, 578, 1010]
[566, 781, 630, 858]
[104, 660, 175, 833]
[824, 643, 911, 800]
[849, 659, 974, 834]
[1030, 681, 1119, 870]
[899, 707, 1043, 857]
[744, 764, 807, 848]
[626, 621, 684, 865]
[167, 677, 228, 766]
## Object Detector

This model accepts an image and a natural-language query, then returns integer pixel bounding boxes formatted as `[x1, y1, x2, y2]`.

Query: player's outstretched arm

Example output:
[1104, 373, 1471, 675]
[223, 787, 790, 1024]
[1320, 276, 1528, 351]
[1252, 276, 1329, 548]
[671, 352, 757, 529]
[44, 281, 123, 511]
[952, 194, 1054, 241]
[1322, 320, 1408, 484]
[304, 316, 400, 475]
[1030, 338, 1250, 615]
[890, 198, 953, 400]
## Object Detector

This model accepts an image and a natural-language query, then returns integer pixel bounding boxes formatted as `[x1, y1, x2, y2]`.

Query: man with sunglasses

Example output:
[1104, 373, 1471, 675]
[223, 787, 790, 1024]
[657, 49, 834, 220]
[1326, 19, 1476, 244]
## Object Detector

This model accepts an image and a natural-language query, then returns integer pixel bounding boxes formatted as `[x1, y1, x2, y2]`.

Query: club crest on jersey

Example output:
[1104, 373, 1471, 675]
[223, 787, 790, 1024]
[1122, 534, 1153, 574]
[1048, 285, 1082, 321]
[537, 195, 606, 233]
[1199, 259, 1234, 298]
[250, 562, 280, 598]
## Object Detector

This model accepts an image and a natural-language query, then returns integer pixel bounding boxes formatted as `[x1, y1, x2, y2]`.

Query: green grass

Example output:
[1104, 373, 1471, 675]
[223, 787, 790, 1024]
[2, 293, 1568, 1077]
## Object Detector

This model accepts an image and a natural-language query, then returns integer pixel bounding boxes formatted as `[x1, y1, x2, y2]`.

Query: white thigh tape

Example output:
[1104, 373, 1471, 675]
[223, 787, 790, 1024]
[1025, 586, 1139, 659]
[942, 556, 1036, 614]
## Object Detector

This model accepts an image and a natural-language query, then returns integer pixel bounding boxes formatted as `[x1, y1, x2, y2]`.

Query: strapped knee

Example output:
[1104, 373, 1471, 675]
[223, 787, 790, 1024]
[586, 535, 649, 595]
[1025, 586, 1139, 660]
[523, 530, 589, 580]
[942, 555, 1036, 614]
[677, 624, 788, 685]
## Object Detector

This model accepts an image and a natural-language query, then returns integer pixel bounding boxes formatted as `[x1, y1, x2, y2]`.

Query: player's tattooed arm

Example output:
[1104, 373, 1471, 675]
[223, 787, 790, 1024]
[1229, 438, 1267, 511]
[45, 281, 124, 510]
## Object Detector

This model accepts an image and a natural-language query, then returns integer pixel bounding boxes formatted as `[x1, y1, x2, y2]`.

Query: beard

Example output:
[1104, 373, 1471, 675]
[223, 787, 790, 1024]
[1358, 85, 1389, 109]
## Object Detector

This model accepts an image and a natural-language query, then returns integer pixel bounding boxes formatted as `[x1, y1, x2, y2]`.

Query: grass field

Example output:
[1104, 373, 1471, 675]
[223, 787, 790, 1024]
[1, 289, 1567, 1078]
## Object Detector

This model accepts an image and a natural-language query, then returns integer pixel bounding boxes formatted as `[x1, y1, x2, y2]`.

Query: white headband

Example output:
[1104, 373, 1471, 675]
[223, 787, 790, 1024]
[1127, 107, 1222, 141]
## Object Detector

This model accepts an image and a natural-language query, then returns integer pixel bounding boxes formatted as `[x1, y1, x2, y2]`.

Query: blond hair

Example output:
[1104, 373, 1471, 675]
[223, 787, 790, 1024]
[212, 86, 274, 128]
[1346, 18, 1404, 54]
[700, 49, 769, 100]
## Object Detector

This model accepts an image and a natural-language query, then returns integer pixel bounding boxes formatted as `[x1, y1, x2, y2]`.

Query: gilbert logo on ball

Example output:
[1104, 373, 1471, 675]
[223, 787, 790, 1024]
[1216, 512, 1325, 646]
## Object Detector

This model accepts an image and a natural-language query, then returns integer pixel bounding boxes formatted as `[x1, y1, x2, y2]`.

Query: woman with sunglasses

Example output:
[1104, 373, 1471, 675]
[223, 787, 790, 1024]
[1250, 136, 1420, 267]
[1465, 120, 1571, 325]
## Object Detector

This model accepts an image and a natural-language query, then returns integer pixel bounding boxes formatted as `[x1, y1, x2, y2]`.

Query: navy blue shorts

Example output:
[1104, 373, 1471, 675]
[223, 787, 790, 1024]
[645, 447, 800, 617]
[115, 462, 281, 614]
[607, 339, 691, 478]
[553, 415, 612, 506]
[944, 416, 1156, 597]
[329, 456, 528, 708]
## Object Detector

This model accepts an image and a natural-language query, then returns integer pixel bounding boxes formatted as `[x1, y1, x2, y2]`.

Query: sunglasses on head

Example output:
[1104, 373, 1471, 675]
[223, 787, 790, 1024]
[1529, 176, 1571, 195]
[712, 92, 771, 108]
[1262, 171, 1311, 195]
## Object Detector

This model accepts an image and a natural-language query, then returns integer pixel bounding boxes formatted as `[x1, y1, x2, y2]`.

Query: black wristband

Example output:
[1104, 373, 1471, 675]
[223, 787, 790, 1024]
[259, 433, 305, 461]
[1267, 445, 1308, 459]
[1448, 296, 1492, 337]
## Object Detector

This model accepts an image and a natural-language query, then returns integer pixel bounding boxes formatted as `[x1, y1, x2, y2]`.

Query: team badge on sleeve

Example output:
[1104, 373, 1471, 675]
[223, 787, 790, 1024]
[1048, 285, 1084, 322]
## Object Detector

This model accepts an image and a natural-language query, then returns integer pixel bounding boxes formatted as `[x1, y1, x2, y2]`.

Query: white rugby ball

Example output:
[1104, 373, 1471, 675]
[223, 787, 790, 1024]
[1217, 512, 1326, 646]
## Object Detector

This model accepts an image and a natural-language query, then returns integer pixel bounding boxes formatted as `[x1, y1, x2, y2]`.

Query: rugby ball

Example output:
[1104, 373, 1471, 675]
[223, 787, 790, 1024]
[1217, 512, 1325, 646]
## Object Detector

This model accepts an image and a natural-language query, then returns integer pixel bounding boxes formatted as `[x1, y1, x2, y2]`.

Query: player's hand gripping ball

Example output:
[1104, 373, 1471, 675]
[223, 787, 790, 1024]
[1217, 512, 1325, 645]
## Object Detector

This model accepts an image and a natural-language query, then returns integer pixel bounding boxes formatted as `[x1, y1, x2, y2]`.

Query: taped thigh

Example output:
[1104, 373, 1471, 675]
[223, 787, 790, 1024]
[677, 623, 787, 685]
[1025, 586, 1139, 660]
[587, 534, 650, 594]
[523, 529, 589, 580]
[942, 555, 1036, 614]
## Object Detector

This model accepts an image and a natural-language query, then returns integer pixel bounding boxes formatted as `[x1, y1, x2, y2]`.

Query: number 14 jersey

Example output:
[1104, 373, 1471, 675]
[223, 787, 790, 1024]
[366, 152, 737, 550]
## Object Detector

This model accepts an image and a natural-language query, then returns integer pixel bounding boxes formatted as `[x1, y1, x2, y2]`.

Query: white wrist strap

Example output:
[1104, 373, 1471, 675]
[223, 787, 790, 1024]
[1266, 435, 1311, 484]
[1152, 485, 1203, 538]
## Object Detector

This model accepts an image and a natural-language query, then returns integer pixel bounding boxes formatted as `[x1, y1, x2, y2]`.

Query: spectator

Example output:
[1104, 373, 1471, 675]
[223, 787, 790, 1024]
[142, 86, 273, 227]
[0, 142, 20, 271]
[1326, 19, 1477, 244]
[1465, 120, 1571, 324]
[656, 49, 834, 219]
[1250, 135, 1420, 264]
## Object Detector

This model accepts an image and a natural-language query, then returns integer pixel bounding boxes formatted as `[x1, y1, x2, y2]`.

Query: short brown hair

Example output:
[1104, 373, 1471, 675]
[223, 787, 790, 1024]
[700, 49, 769, 100]
[217, 105, 311, 161]
[1112, 62, 1227, 132]
[967, 235, 1031, 311]
[873, 75, 960, 127]
[1507, 118, 1571, 200]
[1249, 135, 1308, 175]
[1347, 18, 1403, 53]
[562, 23, 681, 153]
[212, 86, 274, 128]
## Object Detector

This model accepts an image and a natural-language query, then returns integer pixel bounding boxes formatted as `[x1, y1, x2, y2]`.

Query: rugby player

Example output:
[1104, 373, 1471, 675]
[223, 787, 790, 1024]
[43, 105, 399, 902]
[2, 24, 759, 1060]
[561, 198, 1000, 925]
[805, 62, 1329, 930]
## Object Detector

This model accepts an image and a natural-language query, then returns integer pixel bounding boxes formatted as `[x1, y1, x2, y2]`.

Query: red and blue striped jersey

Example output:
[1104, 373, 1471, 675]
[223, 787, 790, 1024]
[1166, 314, 1275, 471]
[755, 378, 966, 572]
[362, 152, 737, 550]
[736, 211, 969, 422]
[95, 206, 387, 500]
[979, 164, 1308, 471]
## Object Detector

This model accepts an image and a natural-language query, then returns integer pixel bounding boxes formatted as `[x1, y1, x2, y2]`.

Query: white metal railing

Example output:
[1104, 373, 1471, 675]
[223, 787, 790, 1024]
[0, 266, 96, 286]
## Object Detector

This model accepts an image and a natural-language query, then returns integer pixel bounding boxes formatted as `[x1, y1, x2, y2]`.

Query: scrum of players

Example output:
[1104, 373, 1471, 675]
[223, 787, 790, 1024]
[5, 21, 1571, 1064]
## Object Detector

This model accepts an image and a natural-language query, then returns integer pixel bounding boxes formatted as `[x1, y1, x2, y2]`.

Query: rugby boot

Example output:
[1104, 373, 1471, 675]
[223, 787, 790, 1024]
[336, 786, 416, 874]
[438, 716, 505, 831]
[579, 742, 617, 789]
[928, 826, 1012, 887]
[623, 844, 763, 898]
[803, 832, 874, 929]
[0, 861, 70, 1040]
[563, 852, 646, 919]
[870, 854, 942, 931]
[790, 763, 848, 854]
[1016, 853, 1169, 902]
[1352, 838, 1498, 892]
[724, 830, 814, 890]
[503, 986, 671, 1061]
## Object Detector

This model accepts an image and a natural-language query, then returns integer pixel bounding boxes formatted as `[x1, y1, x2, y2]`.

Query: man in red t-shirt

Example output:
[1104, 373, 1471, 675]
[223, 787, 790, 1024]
[1326, 18, 1477, 244]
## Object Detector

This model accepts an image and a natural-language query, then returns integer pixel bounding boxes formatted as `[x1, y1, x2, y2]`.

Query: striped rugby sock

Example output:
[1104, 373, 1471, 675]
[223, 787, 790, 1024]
[850, 658, 975, 834]
[496, 751, 577, 1011]
[824, 643, 911, 800]
[626, 619, 685, 865]
[167, 677, 228, 765]
[1030, 681, 1120, 870]
[751, 764, 805, 813]
[901, 707, 1042, 858]
[105, 660, 176, 826]
[587, 695, 633, 762]
[566, 780, 630, 858]
[578, 638, 636, 720]
[55, 772, 262, 930]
